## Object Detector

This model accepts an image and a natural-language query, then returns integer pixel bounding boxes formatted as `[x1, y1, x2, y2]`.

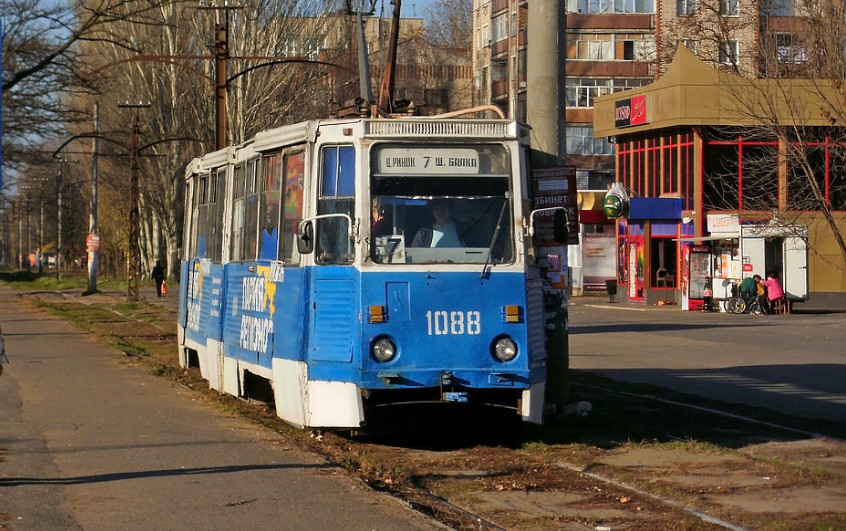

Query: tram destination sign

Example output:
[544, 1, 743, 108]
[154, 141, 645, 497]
[376, 147, 481, 174]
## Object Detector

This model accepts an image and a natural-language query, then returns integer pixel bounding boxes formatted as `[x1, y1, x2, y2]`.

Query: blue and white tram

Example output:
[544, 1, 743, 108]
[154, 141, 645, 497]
[178, 117, 565, 429]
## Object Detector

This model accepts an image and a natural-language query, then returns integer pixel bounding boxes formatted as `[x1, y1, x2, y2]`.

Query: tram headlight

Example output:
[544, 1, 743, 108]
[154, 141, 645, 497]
[492, 336, 518, 362]
[371, 337, 397, 363]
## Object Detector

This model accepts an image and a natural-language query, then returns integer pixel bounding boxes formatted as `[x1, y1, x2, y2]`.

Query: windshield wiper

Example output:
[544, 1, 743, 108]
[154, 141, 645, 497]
[480, 199, 508, 278]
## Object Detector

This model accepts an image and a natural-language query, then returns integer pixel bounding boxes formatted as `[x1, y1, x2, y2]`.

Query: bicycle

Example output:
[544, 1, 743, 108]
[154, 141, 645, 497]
[725, 294, 765, 314]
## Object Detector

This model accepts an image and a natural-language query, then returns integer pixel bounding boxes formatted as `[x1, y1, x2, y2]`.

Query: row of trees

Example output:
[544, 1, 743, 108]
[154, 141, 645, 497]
[1, 0, 472, 280]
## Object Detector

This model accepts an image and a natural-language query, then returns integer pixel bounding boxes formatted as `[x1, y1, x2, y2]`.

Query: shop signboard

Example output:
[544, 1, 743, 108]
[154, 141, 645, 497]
[614, 95, 648, 128]
[532, 166, 578, 246]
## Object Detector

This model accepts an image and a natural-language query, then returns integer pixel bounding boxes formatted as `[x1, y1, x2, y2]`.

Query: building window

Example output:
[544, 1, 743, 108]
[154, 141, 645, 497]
[566, 79, 612, 108]
[565, 78, 651, 108]
[492, 14, 508, 43]
[614, 78, 652, 92]
[567, 34, 614, 61]
[719, 41, 739, 65]
[720, 0, 738, 16]
[565, 125, 614, 156]
[773, 34, 808, 64]
[680, 39, 697, 54]
[622, 41, 634, 60]
[569, 0, 654, 13]
[677, 0, 696, 16]
[763, 0, 794, 16]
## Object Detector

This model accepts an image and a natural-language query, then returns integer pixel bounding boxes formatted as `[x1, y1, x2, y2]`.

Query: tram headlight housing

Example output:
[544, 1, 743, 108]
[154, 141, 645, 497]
[492, 336, 518, 362]
[371, 336, 397, 363]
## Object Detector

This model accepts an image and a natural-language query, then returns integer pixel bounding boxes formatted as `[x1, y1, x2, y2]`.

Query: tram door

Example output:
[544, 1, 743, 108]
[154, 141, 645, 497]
[307, 145, 357, 365]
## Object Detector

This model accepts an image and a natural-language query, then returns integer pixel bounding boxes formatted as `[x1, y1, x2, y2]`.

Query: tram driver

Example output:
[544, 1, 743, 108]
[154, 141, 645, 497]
[411, 199, 465, 248]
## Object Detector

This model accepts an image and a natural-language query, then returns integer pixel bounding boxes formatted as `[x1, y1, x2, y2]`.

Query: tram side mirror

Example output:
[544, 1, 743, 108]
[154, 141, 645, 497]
[297, 220, 314, 255]
[553, 209, 569, 244]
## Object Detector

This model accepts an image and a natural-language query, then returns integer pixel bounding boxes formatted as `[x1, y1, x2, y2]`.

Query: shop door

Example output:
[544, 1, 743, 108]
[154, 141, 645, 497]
[784, 236, 808, 299]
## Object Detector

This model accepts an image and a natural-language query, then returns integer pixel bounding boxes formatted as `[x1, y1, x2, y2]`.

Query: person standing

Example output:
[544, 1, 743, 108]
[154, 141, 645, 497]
[152, 260, 165, 297]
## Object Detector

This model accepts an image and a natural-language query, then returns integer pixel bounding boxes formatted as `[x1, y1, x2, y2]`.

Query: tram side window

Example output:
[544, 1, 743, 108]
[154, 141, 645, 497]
[230, 164, 246, 261]
[187, 176, 200, 258]
[196, 175, 209, 258]
[242, 159, 260, 260]
[206, 167, 226, 262]
[259, 153, 282, 260]
[280, 151, 305, 263]
[317, 145, 355, 264]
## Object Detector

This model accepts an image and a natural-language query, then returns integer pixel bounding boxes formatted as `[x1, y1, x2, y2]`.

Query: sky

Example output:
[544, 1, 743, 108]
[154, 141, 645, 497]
[370, 0, 438, 21]
[402, 0, 437, 19]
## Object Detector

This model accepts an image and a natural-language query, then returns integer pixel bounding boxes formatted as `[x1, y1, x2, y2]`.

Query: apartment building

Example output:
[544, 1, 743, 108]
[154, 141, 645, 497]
[280, 12, 471, 120]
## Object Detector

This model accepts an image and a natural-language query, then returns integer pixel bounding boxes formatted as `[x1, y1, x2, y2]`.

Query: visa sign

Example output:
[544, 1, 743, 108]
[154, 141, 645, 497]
[615, 95, 648, 128]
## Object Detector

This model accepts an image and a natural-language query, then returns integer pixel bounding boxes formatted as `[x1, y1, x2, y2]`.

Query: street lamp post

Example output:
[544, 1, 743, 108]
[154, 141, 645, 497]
[25, 196, 31, 272]
[55, 164, 63, 280]
[88, 102, 100, 293]
[119, 102, 150, 302]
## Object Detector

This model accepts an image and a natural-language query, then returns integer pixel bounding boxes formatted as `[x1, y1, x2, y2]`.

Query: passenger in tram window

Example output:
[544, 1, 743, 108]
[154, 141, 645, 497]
[371, 197, 392, 238]
[259, 204, 280, 260]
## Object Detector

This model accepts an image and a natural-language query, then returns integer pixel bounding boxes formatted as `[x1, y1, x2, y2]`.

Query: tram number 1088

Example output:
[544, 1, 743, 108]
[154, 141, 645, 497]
[425, 310, 481, 336]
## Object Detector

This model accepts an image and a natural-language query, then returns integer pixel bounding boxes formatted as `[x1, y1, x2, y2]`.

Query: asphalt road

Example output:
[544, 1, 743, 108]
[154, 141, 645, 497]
[568, 297, 846, 431]
[0, 286, 442, 531]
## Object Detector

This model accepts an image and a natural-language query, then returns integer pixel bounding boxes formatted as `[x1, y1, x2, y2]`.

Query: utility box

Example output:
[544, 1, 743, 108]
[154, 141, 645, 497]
[606, 279, 618, 302]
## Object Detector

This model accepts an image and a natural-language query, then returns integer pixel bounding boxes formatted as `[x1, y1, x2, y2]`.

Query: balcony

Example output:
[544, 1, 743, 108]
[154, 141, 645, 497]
[491, 79, 509, 100]
[491, 38, 509, 57]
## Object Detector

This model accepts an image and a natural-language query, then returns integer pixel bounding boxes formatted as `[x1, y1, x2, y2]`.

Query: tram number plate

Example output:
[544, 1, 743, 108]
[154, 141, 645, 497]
[425, 310, 481, 336]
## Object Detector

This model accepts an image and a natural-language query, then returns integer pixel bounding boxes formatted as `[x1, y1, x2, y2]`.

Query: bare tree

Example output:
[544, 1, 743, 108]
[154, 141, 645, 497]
[67, 0, 342, 277]
[1, 0, 172, 175]
[423, 0, 471, 51]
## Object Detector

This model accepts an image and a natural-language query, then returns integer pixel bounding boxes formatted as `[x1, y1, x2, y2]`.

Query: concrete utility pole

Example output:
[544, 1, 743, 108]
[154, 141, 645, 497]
[377, 0, 401, 112]
[55, 164, 62, 279]
[88, 102, 100, 293]
[527, 0, 565, 166]
[526, 0, 570, 409]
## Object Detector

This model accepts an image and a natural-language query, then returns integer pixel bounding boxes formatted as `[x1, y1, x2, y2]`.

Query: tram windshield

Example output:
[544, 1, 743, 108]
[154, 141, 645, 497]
[369, 144, 514, 265]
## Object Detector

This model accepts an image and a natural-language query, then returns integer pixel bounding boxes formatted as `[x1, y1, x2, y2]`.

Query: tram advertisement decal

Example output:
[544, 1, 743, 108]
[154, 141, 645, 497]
[237, 264, 282, 352]
[187, 259, 217, 333]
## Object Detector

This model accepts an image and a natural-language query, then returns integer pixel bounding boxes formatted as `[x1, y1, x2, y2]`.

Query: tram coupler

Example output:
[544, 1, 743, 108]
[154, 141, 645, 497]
[440, 372, 469, 402]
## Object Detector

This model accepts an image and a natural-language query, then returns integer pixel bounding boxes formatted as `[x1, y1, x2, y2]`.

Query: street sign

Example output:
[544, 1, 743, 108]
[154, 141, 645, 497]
[86, 233, 101, 253]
